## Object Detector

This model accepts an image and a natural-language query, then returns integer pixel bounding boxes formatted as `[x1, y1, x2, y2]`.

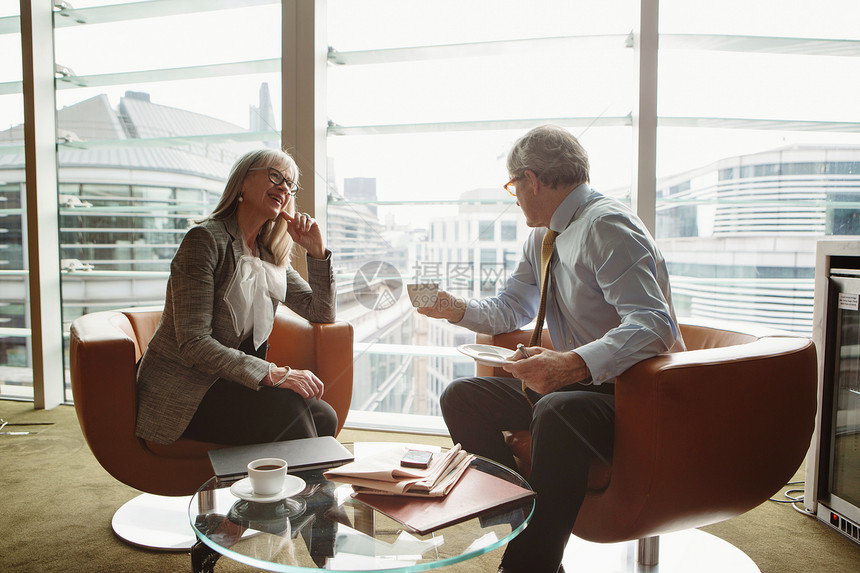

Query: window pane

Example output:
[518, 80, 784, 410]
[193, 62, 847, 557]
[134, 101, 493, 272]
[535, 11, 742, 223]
[329, 0, 632, 51]
[0, 4, 30, 400]
[501, 221, 518, 242]
[656, 0, 860, 335]
[50, 1, 282, 401]
[329, 129, 629, 422]
[328, 0, 635, 423]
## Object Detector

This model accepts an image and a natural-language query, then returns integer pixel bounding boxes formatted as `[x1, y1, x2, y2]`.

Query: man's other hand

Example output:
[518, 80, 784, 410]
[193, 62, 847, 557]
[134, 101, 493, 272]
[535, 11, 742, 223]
[502, 348, 590, 394]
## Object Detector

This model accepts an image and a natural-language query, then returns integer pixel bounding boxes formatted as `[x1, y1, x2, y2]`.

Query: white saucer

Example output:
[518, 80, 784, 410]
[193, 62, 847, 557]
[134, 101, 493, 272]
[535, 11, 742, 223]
[229, 475, 306, 503]
[457, 343, 516, 367]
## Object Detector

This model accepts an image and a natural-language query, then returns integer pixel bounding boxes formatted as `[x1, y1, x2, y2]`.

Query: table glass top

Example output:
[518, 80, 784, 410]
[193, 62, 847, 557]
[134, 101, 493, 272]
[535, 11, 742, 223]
[189, 442, 534, 572]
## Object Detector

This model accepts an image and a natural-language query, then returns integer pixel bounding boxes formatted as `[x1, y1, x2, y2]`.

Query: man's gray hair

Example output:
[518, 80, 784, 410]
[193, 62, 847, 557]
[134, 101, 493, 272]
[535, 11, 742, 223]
[506, 125, 590, 188]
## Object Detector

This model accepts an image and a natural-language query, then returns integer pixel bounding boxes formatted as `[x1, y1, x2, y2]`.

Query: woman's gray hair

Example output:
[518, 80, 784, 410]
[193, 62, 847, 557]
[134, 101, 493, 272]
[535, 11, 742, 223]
[506, 125, 590, 188]
[204, 148, 300, 267]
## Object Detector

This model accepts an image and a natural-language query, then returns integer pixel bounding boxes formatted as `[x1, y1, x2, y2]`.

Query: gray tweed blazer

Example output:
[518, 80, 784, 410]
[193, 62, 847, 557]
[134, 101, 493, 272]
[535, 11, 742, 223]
[134, 215, 336, 445]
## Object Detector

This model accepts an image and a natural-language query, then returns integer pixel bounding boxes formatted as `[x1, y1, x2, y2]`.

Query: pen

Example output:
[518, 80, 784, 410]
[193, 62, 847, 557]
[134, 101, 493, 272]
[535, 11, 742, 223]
[516, 343, 530, 358]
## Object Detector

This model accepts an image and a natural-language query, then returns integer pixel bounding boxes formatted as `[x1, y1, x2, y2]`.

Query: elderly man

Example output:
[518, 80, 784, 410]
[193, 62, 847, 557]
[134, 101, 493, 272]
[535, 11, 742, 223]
[419, 125, 685, 572]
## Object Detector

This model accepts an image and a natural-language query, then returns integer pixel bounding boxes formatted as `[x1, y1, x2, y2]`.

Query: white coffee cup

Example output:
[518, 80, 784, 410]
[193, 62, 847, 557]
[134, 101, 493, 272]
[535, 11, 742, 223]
[407, 283, 439, 307]
[247, 457, 288, 496]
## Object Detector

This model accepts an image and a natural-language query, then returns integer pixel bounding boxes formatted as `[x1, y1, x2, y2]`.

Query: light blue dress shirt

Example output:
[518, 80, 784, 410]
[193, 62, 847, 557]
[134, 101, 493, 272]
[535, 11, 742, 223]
[458, 184, 685, 385]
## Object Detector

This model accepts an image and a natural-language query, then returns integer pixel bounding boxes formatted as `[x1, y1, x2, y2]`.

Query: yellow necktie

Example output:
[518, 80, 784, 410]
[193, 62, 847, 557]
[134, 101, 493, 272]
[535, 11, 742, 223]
[530, 229, 557, 347]
[523, 229, 557, 406]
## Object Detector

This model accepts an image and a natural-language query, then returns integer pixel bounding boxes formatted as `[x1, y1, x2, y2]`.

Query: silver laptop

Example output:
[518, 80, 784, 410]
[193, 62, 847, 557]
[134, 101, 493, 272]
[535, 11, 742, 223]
[208, 436, 353, 479]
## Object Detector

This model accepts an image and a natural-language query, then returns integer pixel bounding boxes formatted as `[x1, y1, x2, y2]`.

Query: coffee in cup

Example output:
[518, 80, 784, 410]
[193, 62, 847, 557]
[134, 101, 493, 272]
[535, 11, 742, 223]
[247, 457, 288, 496]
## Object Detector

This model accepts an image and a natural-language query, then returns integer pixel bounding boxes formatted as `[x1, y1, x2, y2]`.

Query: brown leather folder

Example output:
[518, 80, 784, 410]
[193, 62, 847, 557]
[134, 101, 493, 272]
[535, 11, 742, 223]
[351, 466, 535, 535]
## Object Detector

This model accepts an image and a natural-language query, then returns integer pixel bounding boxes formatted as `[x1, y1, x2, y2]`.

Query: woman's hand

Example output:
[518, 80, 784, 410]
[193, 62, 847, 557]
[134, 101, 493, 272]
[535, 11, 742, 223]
[501, 348, 590, 395]
[280, 211, 325, 259]
[267, 366, 324, 399]
[416, 290, 467, 323]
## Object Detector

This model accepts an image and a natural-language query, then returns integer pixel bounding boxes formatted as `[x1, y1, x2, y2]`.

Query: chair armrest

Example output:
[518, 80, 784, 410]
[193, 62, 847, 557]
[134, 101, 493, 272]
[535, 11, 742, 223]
[576, 336, 818, 541]
[70, 311, 142, 454]
[313, 321, 354, 435]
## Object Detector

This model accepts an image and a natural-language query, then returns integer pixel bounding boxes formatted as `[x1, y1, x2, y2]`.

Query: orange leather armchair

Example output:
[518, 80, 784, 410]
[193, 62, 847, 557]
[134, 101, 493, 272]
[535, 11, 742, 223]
[69, 305, 353, 549]
[475, 318, 817, 569]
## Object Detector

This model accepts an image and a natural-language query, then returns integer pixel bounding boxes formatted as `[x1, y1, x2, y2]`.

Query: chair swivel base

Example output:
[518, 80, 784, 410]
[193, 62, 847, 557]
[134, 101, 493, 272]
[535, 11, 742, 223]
[561, 529, 760, 573]
[111, 493, 197, 551]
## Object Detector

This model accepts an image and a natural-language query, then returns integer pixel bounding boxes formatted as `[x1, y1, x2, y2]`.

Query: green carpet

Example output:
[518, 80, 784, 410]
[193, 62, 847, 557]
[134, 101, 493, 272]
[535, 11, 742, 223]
[0, 401, 857, 572]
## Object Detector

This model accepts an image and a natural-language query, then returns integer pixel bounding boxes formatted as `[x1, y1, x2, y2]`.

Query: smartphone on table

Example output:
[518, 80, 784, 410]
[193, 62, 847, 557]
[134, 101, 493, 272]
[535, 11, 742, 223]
[400, 449, 433, 469]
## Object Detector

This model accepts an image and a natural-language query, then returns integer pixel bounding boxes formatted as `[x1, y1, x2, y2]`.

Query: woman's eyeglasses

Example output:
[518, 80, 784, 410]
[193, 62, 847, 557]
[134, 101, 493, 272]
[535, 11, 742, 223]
[249, 167, 299, 195]
[504, 177, 518, 197]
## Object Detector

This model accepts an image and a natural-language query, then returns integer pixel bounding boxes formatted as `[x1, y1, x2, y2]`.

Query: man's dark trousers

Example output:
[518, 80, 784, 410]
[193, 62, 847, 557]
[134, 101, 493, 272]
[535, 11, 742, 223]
[441, 376, 615, 573]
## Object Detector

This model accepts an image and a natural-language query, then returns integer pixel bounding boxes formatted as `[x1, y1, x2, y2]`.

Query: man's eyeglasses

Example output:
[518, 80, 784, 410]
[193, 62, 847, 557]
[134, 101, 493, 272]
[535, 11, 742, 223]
[504, 177, 518, 197]
[249, 167, 299, 195]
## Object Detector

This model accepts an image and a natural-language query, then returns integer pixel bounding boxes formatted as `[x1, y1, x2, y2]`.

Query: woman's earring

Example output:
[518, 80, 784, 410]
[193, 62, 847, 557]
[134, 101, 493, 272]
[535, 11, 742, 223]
[238, 193, 244, 203]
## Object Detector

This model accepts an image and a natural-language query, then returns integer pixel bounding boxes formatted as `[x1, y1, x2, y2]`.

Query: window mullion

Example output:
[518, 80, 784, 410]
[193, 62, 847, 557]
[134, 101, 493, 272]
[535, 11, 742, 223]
[282, 0, 327, 279]
[20, 0, 63, 409]
[631, 0, 659, 234]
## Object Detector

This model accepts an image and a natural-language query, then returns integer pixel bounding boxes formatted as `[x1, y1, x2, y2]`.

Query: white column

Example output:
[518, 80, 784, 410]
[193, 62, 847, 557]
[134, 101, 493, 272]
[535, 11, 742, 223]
[283, 0, 328, 278]
[20, 0, 63, 409]
[631, 0, 659, 235]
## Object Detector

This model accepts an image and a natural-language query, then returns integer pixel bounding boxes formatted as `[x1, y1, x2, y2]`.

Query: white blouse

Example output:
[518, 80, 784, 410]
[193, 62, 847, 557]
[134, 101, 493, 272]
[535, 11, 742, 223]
[223, 243, 287, 350]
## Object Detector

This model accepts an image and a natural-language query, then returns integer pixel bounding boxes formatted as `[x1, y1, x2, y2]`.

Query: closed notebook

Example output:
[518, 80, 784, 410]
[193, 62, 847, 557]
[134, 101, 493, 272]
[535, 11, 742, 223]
[351, 466, 535, 535]
[208, 436, 354, 479]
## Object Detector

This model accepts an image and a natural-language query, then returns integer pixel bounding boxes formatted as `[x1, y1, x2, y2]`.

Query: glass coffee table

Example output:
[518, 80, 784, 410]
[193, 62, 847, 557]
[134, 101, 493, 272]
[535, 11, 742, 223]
[189, 443, 534, 572]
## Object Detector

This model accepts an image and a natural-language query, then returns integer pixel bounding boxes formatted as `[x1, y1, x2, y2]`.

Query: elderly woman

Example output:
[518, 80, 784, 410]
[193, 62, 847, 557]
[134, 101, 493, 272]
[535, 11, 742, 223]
[135, 148, 337, 446]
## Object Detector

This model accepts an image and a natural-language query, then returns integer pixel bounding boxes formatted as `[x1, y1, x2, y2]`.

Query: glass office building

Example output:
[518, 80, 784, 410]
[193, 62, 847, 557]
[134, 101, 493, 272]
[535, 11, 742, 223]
[657, 145, 860, 334]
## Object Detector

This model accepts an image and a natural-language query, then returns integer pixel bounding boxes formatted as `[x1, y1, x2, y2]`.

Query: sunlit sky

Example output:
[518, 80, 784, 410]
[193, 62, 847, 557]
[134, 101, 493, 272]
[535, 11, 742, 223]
[1, 0, 859, 213]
